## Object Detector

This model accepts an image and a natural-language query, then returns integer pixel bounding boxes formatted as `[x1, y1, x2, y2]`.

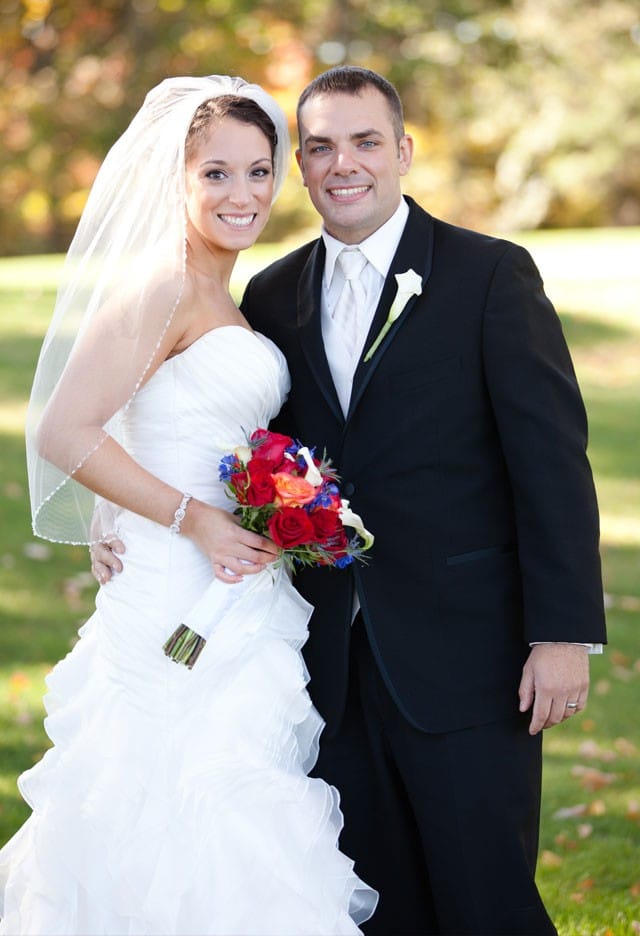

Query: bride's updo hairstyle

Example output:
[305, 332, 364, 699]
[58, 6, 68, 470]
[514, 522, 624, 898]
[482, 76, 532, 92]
[185, 96, 278, 166]
[27, 76, 290, 546]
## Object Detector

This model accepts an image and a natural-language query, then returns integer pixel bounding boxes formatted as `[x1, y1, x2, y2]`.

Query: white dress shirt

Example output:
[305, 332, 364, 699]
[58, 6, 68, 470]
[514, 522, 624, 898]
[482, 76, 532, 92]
[321, 199, 409, 416]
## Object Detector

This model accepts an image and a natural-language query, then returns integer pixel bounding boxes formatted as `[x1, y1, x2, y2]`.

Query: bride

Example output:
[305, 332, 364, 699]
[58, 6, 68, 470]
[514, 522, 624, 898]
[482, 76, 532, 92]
[0, 75, 377, 935]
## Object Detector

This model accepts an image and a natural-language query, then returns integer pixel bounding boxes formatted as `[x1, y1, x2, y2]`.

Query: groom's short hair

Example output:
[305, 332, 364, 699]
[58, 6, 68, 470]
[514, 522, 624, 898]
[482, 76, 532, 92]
[296, 66, 405, 143]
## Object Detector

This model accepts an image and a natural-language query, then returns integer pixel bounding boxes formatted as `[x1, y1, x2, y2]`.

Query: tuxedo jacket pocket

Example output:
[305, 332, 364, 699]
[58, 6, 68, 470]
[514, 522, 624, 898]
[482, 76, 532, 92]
[387, 355, 461, 395]
[446, 543, 516, 566]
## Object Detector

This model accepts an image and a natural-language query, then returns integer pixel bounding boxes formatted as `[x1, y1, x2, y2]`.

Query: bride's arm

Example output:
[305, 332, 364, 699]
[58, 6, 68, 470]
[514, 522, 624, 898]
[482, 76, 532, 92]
[72, 436, 277, 582]
[36, 282, 278, 582]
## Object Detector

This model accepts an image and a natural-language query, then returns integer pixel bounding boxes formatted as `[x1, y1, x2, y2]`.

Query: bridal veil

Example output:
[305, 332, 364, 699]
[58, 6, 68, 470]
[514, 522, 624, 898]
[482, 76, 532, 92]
[25, 75, 290, 545]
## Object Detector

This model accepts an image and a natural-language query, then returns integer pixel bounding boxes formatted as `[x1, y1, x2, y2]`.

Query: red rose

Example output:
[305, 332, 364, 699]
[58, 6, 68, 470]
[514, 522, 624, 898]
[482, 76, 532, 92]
[268, 507, 316, 548]
[250, 429, 292, 470]
[310, 507, 344, 544]
[246, 461, 276, 507]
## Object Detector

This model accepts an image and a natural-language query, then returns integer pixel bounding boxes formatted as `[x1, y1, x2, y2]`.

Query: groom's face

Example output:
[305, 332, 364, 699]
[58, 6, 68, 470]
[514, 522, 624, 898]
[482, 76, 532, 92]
[296, 87, 413, 245]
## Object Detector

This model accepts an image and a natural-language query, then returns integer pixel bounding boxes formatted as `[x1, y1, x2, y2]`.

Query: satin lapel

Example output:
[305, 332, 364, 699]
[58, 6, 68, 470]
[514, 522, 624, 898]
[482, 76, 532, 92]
[347, 200, 435, 421]
[296, 240, 344, 423]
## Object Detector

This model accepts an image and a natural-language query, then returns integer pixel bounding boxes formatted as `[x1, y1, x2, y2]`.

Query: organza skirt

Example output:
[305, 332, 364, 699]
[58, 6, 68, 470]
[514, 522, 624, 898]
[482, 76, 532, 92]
[0, 513, 377, 935]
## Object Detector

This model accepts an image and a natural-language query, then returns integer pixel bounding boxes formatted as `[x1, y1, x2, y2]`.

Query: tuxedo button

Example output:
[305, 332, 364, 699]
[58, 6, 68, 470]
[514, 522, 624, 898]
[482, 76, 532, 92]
[343, 482, 355, 497]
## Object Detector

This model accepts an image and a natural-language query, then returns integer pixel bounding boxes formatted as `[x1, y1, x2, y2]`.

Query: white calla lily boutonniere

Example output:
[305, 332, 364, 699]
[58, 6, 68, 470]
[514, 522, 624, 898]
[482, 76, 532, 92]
[363, 268, 423, 362]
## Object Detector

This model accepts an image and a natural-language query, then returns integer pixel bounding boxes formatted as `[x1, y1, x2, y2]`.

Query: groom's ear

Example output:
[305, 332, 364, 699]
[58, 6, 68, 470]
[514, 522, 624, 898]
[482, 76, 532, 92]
[295, 149, 308, 187]
[398, 134, 413, 177]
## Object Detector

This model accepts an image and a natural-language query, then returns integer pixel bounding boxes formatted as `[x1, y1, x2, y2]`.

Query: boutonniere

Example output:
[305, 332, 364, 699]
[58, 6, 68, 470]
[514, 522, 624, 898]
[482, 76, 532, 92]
[363, 268, 423, 362]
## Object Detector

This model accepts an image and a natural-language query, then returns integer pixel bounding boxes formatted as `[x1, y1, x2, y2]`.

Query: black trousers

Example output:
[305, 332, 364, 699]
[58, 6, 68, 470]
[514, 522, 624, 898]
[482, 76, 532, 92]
[312, 616, 557, 935]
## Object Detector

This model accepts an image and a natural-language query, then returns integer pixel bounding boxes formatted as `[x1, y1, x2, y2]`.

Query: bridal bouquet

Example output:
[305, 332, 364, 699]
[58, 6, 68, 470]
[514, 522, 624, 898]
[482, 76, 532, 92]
[163, 428, 374, 668]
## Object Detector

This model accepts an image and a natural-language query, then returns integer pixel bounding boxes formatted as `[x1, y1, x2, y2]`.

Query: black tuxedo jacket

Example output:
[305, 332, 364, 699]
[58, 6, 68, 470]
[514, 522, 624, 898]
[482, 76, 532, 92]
[243, 197, 606, 735]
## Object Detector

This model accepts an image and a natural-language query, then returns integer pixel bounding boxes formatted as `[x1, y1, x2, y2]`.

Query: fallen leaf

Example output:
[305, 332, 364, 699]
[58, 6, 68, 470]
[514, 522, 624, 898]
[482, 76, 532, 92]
[612, 665, 633, 682]
[578, 740, 601, 759]
[630, 881, 640, 897]
[577, 876, 595, 890]
[576, 740, 617, 762]
[594, 679, 611, 696]
[9, 671, 31, 697]
[587, 799, 607, 816]
[571, 765, 617, 791]
[22, 542, 52, 561]
[540, 850, 563, 868]
[14, 710, 33, 727]
[615, 737, 638, 757]
[611, 650, 631, 667]
[3, 481, 23, 499]
[581, 718, 596, 733]
[554, 833, 577, 850]
[569, 892, 584, 903]
[577, 823, 593, 839]
[627, 801, 640, 822]
[553, 804, 587, 820]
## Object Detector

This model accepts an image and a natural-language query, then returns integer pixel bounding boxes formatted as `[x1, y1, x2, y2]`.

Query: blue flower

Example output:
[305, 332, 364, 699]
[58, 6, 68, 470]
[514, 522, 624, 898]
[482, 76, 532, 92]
[218, 454, 238, 482]
[310, 490, 333, 509]
[335, 554, 354, 569]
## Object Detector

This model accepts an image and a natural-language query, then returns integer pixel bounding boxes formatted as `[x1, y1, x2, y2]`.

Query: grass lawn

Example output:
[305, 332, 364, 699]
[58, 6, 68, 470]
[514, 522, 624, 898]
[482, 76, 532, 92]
[1, 230, 639, 934]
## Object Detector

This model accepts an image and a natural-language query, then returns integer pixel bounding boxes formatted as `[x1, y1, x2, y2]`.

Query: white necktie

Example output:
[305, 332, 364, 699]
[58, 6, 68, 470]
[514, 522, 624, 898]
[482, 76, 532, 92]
[332, 247, 368, 361]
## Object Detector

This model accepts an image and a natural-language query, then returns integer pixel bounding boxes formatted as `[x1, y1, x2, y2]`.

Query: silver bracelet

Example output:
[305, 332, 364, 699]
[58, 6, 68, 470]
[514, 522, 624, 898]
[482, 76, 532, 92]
[169, 493, 192, 534]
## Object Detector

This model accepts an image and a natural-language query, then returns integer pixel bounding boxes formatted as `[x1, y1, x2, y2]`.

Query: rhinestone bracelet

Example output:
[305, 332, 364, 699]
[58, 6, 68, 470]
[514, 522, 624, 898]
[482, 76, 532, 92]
[169, 493, 192, 534]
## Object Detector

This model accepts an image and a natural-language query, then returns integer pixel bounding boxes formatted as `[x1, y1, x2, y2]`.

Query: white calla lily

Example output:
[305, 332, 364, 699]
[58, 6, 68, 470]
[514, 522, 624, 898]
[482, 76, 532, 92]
[364, 267, 423, 362]
[297, 446, 324, 487]
[339, 499, 375, 550]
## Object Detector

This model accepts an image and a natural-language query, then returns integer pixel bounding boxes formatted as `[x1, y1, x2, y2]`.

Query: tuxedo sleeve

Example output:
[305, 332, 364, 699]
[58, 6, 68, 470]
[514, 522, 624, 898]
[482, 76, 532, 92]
[482, 244, 606, 644]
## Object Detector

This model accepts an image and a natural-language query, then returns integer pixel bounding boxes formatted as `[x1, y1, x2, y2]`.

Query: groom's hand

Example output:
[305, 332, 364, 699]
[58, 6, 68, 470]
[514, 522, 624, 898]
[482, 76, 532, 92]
[90, 539, 126, 584]
[518, 644, 590, 735]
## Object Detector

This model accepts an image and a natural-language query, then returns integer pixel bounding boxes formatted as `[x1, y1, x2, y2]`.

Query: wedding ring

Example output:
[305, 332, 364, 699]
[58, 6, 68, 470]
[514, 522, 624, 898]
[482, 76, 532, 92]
[566, 702, 579, 709]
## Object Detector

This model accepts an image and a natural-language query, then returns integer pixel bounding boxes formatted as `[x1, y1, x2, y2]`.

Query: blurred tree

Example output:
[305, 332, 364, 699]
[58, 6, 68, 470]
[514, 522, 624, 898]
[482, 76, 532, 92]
[0, 0, 638, 253]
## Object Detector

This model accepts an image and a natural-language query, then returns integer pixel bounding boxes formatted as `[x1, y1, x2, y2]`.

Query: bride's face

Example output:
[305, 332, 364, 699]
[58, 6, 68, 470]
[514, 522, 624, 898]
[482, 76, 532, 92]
[184, 117, 274, 252]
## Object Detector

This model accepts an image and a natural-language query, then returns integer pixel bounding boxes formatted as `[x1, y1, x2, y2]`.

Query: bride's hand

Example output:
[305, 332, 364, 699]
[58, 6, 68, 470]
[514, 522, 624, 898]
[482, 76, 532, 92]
[183, 500, 279, 583]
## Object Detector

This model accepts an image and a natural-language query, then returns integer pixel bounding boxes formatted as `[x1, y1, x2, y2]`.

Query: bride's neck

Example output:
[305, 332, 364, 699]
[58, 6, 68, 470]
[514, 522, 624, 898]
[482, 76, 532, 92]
[185, 236, 236, 290]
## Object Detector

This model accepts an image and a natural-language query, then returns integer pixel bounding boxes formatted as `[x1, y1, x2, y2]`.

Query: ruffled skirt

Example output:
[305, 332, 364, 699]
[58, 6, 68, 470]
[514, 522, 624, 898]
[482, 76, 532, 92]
[0, 517, 376, 935]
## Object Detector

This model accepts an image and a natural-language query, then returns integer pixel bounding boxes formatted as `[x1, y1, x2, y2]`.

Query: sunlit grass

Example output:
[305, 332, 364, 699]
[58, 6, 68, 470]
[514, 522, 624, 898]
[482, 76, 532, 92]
[1, 231, 639, 935]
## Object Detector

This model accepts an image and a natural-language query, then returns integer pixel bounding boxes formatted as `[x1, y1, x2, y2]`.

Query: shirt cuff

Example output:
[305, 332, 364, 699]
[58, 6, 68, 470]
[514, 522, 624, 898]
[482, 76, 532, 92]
[529, 642, 603, 654]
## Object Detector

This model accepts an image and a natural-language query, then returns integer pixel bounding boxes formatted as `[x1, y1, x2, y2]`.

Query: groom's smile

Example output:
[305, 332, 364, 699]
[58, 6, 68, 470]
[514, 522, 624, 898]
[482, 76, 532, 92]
[327, 185, 372, 202]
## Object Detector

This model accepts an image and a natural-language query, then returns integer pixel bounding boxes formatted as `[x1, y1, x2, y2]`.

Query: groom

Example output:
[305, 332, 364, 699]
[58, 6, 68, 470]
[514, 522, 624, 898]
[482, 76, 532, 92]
[94, 68, 606, 933]
[241, 67, 606, 934]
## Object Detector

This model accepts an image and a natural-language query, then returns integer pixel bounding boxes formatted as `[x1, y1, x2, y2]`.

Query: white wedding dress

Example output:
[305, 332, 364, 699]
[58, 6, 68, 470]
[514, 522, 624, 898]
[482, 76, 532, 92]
[0, 326, 377, 935]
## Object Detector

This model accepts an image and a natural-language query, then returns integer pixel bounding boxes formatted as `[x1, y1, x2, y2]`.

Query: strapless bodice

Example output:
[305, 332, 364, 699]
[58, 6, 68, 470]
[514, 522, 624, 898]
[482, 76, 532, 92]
[123, 326, 289, 509]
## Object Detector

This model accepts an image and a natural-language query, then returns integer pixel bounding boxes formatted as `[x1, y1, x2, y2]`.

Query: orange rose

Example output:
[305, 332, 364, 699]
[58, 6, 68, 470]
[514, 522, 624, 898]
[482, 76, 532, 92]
[272, 472, 317, 508]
